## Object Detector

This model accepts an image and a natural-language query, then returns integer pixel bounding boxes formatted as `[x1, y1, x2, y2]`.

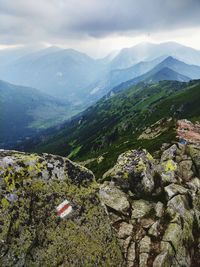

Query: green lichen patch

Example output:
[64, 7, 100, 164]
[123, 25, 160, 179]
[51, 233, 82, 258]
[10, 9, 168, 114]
[0, 150, 122, 267]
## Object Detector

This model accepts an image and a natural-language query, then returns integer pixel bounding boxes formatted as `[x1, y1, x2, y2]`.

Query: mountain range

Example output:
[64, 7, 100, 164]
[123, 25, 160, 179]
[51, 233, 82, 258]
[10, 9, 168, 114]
[1, 41, 200, 152]
[1, 42, 200, 105]
[109, 42, 200, 69]
[91, 56, 200, 97]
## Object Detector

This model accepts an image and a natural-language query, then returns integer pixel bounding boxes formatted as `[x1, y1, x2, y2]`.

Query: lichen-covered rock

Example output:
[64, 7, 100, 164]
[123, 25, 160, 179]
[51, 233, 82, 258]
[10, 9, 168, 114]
[155, 201, 164, 218]
[164, 183, 188, 200]
[160, 144, 177, 162]
[148, 221, 160, 237]
[100, 140, 199, 267]
[178, 159, 194, 181]
[99, 183, 130, 213]
[162, 223, 191, 266]
[117, 222, 133, 239]
[103, 149, 156, 196]
[187, 145, 200, 175]
[157, 159, 178, 184]
[127, 242, 136, 267]
[0, 150, 123, 267]
[131, 200, 154, 220]
[153, 241, 175, 267]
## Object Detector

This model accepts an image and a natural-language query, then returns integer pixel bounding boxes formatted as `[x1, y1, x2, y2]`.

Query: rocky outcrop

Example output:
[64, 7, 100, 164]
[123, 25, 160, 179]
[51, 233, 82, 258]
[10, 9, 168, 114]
[0, 150, 122, 267]
[138, 118, 173, 140]
[103, 149, 156, 196]
[100, 143, 200, 267]
[177, 119, 200, 146]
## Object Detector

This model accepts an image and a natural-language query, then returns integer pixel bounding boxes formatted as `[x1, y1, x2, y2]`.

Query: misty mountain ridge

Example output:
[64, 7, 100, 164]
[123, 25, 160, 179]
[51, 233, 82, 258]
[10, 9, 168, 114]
[0, 47, 106, 103]
[1, 42, 200, 103]
[1, 41, 200, 146]
[109, 41, 200, 69]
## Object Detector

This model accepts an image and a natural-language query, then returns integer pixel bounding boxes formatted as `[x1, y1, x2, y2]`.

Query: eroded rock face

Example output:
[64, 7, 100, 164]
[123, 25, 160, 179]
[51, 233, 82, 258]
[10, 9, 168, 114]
[100, 144, 200, 267]
[0, 150, 123, 267]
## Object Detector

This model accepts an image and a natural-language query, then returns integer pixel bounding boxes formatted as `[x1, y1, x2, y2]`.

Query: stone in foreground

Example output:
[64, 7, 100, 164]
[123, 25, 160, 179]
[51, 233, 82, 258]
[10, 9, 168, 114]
[0, 150, 122, 267]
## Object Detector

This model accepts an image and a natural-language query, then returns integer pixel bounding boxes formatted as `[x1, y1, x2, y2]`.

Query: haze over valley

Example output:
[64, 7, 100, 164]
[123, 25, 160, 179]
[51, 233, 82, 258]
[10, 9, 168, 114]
[1, 41, 200, 149]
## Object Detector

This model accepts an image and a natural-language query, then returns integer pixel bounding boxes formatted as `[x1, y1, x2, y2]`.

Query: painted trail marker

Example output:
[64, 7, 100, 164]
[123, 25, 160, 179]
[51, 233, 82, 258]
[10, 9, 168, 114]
[56, 200, 72, 218]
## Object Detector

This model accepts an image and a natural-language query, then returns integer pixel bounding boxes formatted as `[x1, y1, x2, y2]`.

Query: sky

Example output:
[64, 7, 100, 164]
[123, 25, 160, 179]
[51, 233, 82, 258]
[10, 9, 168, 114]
[0, 0, 200, 57]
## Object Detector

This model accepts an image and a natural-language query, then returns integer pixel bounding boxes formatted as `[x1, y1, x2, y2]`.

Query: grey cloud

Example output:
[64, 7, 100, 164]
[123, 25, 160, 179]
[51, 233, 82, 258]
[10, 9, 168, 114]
[0, 0, 200, 44]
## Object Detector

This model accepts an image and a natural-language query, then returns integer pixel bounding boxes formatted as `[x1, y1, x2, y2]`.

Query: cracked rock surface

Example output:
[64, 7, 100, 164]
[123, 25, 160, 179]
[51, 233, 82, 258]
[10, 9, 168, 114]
[100, 144, 200, 267]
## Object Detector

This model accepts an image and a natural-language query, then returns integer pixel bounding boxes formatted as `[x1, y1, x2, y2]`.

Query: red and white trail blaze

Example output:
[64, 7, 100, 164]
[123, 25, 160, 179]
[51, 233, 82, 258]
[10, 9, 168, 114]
[56, 200, 72, 218]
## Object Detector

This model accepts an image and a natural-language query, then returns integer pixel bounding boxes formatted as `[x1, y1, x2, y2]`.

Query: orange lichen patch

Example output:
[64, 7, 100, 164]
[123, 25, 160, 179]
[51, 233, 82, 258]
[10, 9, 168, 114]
[177, 119, 200, 144]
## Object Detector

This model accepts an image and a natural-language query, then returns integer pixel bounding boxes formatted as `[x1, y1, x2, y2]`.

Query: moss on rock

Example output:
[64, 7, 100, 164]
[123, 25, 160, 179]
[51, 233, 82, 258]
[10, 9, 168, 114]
[0, 150, 123, 267]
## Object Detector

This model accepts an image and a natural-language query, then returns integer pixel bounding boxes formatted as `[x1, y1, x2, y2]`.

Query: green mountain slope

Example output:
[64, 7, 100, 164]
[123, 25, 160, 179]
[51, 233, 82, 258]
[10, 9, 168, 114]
[144, 67, 190, 83]
[111, 59, 192, 94]
[141, 67, 190, 83]
[0, 80, 78, 148]
[27, 79, 200, 178]
[108, 56, 200, 92]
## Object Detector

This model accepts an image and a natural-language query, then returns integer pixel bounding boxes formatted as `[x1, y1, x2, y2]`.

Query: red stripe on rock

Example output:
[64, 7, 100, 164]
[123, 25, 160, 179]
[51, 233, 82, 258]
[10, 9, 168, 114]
[57, 203, 70, 216]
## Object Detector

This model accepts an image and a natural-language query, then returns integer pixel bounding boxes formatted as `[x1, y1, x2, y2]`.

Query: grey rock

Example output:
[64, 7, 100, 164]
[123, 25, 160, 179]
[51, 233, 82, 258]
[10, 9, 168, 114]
[164, 183, 188, 200]
[138, 237, 151, 266]
[117, 222, 133, 239]
[140, 218, 155, 229]
[153, 241, 174, 267]
[99, 183, 130, 213]
[188, 145, 200, 175]
[139, 236, 151, 253]
[131, 200, 154, 219]
[178, 159, 194, 181]
[103, 149, 156, 196]
[153, 251, 171, 267]
[167, 194, 191, 220]
[157, 159, 178, 185]
[139, 253, 149, 267]
[148, 221, 160, 237]
[155, 202, 164, 218]
[161, 144, 177, 162]
[162, 223, 182, 253]
[127, 242, 136, 267]
[186, 177, 200, 192]
[122, 236, 132, 255]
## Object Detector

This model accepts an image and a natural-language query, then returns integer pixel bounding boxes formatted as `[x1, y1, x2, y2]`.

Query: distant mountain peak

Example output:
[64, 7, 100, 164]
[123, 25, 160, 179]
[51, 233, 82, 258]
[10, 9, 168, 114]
[160, 56, 180, 64]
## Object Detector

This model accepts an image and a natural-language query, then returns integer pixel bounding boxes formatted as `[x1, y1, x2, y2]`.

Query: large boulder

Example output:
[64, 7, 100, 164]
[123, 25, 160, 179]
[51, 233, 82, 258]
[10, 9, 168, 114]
[99, 183, 130, 214]
[0, 150, 123, 267]
[103, 149, 156, 196]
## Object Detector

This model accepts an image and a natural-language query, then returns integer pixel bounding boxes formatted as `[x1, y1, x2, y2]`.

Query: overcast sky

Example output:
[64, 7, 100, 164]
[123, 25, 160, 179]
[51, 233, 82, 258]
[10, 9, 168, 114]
[0, 0, 200, 57]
